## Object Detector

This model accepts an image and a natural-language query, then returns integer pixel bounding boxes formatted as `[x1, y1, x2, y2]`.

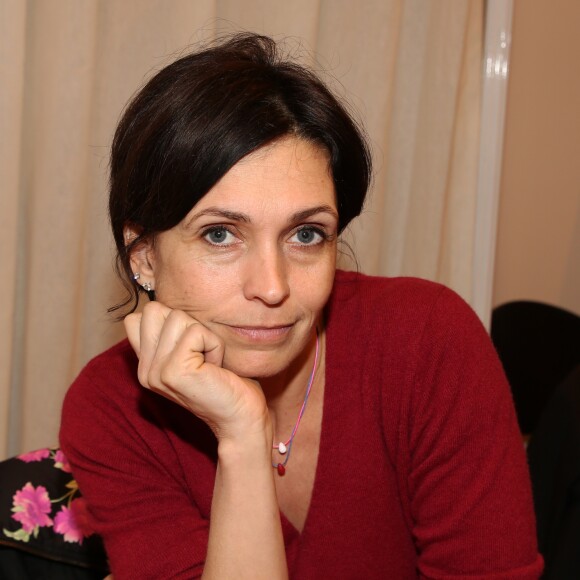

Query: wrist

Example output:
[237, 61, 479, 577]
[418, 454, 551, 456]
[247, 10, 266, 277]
[217, 420, 273, 467]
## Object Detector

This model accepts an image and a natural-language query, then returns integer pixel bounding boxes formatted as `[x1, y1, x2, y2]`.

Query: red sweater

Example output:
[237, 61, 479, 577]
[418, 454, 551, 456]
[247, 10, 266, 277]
[60, 271, 543, 579]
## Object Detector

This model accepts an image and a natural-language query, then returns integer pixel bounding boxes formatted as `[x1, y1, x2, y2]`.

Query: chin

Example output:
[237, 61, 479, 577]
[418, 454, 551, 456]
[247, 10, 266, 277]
[221, 350, 290, 379]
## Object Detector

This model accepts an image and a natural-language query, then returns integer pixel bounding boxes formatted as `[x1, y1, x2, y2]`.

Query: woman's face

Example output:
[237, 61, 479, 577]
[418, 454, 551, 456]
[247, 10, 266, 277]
[129, 137, 338, 378]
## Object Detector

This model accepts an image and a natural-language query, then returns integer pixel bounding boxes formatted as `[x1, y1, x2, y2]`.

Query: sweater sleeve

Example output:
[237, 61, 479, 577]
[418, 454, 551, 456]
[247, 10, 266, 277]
[60, 343, 211, 579]
[403, 287, 543, 579]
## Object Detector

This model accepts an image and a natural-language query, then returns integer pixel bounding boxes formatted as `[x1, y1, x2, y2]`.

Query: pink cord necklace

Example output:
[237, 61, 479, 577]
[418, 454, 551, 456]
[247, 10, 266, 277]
[272, 329, 320, 476]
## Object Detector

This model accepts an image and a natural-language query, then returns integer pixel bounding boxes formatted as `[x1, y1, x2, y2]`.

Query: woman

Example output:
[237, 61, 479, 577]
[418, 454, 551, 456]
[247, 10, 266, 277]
[60, 33, 543, 579]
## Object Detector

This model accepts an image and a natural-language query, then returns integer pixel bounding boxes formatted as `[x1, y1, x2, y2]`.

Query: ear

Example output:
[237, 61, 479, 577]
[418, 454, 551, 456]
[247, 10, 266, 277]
[124, 224, 156, 287]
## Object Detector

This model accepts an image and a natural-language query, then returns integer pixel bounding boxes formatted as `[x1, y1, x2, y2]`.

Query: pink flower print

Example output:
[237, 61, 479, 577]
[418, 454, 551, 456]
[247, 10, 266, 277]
[54, 498, 93, 544]
[11, 483, 53, 535]
[17, 448, 50, 463]
[53, 449, 72, 473]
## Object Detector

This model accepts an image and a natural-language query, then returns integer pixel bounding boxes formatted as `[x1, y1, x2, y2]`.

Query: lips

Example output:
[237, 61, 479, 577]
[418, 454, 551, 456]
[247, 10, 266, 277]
[222, 324, 294, 343]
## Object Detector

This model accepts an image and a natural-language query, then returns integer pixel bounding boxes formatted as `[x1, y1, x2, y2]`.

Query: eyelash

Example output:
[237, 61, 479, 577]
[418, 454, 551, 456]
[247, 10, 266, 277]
[289, 226, 329, 246]
[202, 226, 238, 246]
[200, 225, 331, 248]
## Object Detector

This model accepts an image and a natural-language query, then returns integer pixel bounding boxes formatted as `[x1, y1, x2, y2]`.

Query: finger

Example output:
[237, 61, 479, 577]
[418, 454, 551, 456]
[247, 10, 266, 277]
[155, 320, 225, 393]
[137, 302, 173, 387]
[147, 310, 203, 388]
[124, 313, 143, 357]
[175, 321, 225, 369]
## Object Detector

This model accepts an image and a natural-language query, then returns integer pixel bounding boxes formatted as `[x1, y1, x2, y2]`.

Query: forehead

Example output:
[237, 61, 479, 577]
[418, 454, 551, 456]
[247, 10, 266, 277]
[193, 137, 336, 214]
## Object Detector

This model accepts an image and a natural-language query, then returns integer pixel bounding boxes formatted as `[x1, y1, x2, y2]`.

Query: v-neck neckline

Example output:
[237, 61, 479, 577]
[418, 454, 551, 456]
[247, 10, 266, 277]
[278, 322, 332, 542]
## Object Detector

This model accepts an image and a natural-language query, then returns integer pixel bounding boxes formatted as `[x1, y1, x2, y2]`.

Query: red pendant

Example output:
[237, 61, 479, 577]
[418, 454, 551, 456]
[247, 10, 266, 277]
[276, 463, 286, 476]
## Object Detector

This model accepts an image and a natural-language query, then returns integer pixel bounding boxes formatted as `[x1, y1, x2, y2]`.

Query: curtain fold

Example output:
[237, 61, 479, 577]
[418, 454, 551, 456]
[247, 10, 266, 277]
[1, 0, 28, 457]
[1, 0, 484, 457]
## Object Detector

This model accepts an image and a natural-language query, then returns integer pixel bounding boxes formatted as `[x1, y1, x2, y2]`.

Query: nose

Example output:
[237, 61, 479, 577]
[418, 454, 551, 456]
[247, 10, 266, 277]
[242, 245, 290, 306]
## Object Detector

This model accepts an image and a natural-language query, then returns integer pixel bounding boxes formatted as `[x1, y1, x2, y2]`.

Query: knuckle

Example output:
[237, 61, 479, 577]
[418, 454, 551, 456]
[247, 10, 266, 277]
[183, 321, 201, 338]
[141, 301, 157, 315]
[124, 312, 138, 324]
[159, 365, 177, 388]
[147, 359, 164, 388]
[137, 366, 150, 388]
[142, 300, 165, 318]
[166, 309, 187, 324]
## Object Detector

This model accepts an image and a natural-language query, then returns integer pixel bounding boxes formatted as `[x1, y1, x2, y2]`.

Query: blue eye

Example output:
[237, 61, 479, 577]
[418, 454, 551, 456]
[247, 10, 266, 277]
[203, 226, 236, 245]
[291, 227, 325, 245]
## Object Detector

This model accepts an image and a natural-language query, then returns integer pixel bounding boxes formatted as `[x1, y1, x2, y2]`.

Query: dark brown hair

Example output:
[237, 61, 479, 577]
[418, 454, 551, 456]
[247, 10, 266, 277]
[109, 33, 372, 315]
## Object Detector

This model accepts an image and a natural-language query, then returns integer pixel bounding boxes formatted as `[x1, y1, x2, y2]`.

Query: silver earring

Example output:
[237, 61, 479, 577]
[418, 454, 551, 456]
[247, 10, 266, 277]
[141, 281, 156, 302]
[133, 272, 140, 281]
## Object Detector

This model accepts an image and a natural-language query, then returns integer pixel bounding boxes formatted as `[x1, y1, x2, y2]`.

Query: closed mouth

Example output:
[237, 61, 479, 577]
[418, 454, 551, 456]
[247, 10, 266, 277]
[223, 324, 294, 342]
[230, 324, 293, 330]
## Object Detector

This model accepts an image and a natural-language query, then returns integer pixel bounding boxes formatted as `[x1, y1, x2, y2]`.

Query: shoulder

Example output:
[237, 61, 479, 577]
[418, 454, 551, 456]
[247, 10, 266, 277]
[83, 338, 137, 375]
[325, 270, 496, 404]
[331, 268, 445, 299]
[70, 339, 136, 391]
[327, 269, 480, 340]
[61, 339, 140, 428]
[60, 339, 189, 477]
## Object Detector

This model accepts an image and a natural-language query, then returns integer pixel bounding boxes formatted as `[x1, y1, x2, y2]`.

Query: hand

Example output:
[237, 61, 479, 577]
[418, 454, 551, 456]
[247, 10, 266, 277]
[124, 302, 270, 441]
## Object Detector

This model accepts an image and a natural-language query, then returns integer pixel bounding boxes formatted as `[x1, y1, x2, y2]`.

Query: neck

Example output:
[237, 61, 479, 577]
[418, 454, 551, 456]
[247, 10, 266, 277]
[261, 327, 324, 435]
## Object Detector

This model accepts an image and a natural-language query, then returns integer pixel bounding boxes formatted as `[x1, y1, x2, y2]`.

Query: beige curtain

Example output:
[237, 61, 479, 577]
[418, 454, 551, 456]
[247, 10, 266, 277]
[1, 0, 483, 458]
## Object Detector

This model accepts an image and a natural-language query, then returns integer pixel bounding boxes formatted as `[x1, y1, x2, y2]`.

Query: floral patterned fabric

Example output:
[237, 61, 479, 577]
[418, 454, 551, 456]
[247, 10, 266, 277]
[0, 448, 108, 573]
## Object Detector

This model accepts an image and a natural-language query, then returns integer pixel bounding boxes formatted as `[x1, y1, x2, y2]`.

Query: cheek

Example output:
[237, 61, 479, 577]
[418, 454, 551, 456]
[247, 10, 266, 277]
[154, 258, 238, 312]
[154, 243, 337, 317]
[292, 256, 336, 314]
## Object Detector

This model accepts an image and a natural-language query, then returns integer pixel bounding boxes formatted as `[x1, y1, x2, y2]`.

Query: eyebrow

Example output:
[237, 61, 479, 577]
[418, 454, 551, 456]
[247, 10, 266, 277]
[185, 208, 251, 228]
[184, 204, 338, 229]
[290, 205, 339, 223]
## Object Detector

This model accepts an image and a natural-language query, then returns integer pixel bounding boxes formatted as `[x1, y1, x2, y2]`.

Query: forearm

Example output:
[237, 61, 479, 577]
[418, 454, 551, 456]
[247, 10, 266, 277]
[124, 304, 288, 577]
[203, 429, 288, 580]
